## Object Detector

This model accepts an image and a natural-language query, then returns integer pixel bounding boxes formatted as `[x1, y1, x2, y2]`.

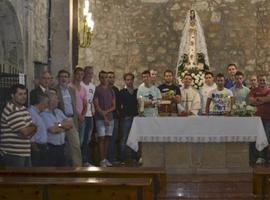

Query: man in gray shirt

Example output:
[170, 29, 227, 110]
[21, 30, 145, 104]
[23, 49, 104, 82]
[55, 69, 82, 167]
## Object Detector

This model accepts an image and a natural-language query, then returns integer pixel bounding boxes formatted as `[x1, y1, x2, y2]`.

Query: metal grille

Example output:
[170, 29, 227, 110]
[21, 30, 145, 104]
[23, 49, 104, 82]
[0, 64, 21, 113]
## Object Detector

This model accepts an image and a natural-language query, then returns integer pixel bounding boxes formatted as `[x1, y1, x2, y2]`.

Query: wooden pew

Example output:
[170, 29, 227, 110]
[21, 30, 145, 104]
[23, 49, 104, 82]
[0, 167, 166, 199]
[253, 166, 270, 200]
[0, 176, 152, 200]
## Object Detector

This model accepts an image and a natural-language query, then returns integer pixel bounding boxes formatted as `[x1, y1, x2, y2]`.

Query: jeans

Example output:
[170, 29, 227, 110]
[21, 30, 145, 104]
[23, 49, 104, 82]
[31, 143, 48, 167]
[0, 153, 31, 167]
[107, 118, 119, 162]
[47, 143, 66, 167]
[80, 116, 94, 164]
[120, 116, 137, 162]
[262, 119, 270, 143]
[249, 142, 257, 165]
[255, 119, 270, 160]
[79, 119, 86, 145]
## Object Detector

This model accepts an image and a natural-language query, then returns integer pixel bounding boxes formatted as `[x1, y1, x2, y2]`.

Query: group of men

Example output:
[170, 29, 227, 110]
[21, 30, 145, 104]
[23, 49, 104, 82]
[0, 63, 269, 167]
[137, 64, 270, 164]
[137, 65, 266, 117]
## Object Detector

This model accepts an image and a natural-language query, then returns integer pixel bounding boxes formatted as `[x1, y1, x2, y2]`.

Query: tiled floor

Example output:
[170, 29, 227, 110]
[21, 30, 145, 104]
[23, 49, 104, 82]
[158, 174, 254, 200]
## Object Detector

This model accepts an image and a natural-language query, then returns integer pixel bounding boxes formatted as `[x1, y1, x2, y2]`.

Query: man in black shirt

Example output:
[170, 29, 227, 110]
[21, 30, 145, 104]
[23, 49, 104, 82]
[158, 69, 181, 113]
[119, 73, 138, 163]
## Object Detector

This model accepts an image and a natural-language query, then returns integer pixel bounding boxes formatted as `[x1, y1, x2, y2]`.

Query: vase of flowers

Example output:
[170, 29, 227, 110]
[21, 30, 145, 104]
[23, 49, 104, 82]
[231, 102, 256, 116]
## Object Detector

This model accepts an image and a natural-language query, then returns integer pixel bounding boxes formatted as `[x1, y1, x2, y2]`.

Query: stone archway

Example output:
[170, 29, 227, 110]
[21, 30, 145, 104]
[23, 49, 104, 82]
[0, 0, 23, 73]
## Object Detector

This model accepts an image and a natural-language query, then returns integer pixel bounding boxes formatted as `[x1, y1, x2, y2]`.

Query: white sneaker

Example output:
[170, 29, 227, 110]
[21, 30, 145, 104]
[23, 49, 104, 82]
[83, 162, 95, 167]
[138, 157, 143, 165]
[105, 159, 112, 167]
[256, 158, 265, 165]
[100, 159, 107, 167]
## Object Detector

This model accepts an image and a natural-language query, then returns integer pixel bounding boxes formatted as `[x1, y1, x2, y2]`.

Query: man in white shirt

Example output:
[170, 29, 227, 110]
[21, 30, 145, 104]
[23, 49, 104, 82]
[81, 66, 96, 166]
[199, 71, 216, 114]
[206, 73, 234, 115]
[137, 70, 161, 117]
[178, 73, 201, 115]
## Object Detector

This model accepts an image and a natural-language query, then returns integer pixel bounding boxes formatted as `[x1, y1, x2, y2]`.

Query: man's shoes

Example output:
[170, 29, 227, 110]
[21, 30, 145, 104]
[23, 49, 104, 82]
[138, 157, 143, 165]
[105, 159, 112, 167]
[256, 157, 266, 165]
[100, 159, 107, 167]
[120, 161, 126, 166]
[83, 162, 95, 167]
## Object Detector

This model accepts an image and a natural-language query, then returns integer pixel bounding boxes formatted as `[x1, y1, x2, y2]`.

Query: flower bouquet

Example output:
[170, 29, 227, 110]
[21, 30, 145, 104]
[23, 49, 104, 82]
[177, 68, 205, 89]
[231, 102, 256, 116]
[177, 53, 209, 90]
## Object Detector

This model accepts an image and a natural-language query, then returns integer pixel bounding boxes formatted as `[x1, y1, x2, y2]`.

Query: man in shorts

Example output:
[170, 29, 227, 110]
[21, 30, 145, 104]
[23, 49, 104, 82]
[93, 71, 115, 167]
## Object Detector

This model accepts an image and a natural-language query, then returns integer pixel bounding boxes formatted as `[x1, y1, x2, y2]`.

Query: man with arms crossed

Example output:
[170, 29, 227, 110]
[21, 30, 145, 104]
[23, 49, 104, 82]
[0, 84, 37, 167]
[249, 75, 270, 164]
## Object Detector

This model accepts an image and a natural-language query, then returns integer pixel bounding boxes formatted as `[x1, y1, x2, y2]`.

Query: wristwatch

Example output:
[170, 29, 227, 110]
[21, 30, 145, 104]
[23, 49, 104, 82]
[57, 122, 62, 128]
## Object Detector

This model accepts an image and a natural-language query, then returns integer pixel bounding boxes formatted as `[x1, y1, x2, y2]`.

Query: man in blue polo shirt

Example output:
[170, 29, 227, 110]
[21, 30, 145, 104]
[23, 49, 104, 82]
[28, 93, 49, 166]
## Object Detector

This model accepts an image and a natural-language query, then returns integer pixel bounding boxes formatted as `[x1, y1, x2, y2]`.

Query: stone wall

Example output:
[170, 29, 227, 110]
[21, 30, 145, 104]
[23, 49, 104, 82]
[6, 0, 72, 89]
[79, 0, 270, 87]
[10, 0, 48, 64]
[32, 1, 48, 63]
[6, 0, 48, 89]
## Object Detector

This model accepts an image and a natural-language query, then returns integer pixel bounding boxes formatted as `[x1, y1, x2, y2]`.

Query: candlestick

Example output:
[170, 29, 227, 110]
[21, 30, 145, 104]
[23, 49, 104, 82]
[139, 95, 144, 116]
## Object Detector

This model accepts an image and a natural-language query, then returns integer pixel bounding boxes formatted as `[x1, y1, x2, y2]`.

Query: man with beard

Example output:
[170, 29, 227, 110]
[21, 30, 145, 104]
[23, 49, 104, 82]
[0, 84, 37, 167]
[158, 69, 181, 113]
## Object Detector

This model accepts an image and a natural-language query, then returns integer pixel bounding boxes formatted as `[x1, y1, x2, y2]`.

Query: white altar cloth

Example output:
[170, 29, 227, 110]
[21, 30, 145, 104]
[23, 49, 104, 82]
[127, 116, 268, 152]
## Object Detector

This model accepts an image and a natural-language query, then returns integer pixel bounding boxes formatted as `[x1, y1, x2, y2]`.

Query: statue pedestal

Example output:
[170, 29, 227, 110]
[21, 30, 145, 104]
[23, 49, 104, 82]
[142, 142, 251, 174]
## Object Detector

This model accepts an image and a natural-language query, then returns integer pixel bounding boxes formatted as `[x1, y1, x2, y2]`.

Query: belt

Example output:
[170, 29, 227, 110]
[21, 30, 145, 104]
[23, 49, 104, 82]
[48, 143, 65, 147]
[66, 114, 74, 118]
[31, 143, 47, 147]
[31, 143, 48, 151]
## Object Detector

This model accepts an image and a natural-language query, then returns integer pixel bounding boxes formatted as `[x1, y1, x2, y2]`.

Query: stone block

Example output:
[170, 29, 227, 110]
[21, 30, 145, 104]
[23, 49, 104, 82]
[226, 143, 248, 153]
[142, 142, 251, 174]
[226, 143, 249, 168]
[200, 143, 226, 168]
[141, 0, 168, 3]
[142, 143, 164, 167]
[226, 152, 249, 168]
[164, 143, 191, 168]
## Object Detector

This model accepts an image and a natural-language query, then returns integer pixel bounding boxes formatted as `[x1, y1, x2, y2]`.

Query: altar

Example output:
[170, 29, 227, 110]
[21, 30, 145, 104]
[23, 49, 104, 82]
[127, 116, 268, 174]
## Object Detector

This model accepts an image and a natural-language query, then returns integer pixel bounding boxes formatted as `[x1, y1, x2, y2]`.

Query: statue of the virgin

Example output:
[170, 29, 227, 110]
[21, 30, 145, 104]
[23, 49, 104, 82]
[176, 10, 209, 75]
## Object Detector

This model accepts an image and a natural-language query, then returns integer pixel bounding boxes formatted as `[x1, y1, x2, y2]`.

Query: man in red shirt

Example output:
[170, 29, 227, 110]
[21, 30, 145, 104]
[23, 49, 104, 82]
[249, 75, 270, 164]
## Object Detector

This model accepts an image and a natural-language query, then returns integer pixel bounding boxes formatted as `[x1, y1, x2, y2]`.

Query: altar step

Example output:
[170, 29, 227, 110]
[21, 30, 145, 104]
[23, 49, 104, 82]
[158, 174, 254, 200]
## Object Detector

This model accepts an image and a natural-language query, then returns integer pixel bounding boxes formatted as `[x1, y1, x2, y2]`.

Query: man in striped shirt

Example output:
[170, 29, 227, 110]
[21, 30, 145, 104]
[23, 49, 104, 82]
[0, 84, 37, 167]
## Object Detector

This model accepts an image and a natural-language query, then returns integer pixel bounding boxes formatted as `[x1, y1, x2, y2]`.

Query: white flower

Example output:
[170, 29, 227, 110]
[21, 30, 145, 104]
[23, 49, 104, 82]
[191, 73, 195, 77]
[177, 77, 182, 84]
[240, 101, 246, 106]
[246, 105, 254, 112]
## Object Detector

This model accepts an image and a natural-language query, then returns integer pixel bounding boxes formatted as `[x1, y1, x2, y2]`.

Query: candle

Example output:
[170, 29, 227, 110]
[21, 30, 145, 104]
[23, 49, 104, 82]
[225, 95, 231, 113]
[139, 96, 144, 114]
[185, 93, 189, 112]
